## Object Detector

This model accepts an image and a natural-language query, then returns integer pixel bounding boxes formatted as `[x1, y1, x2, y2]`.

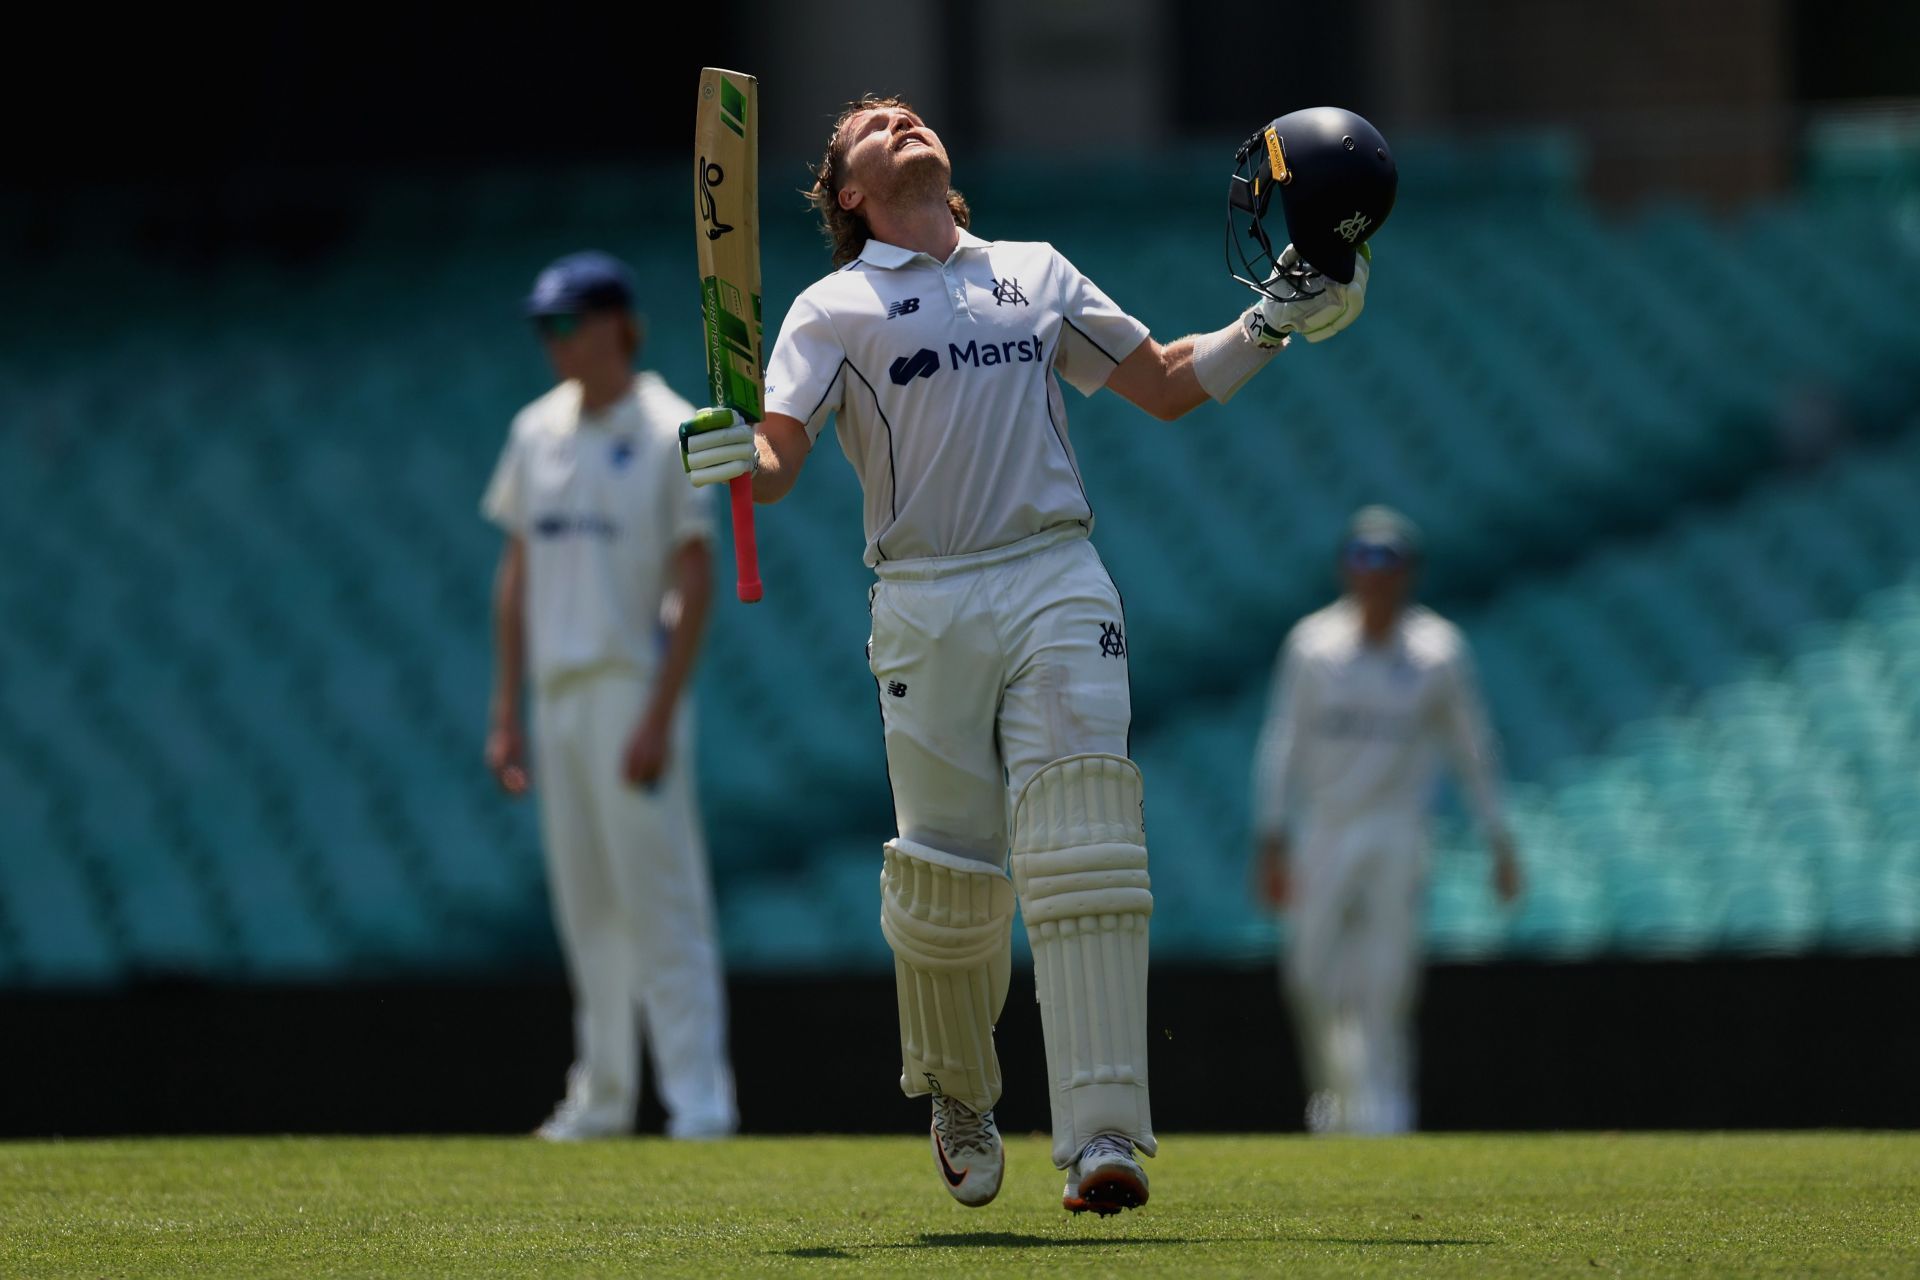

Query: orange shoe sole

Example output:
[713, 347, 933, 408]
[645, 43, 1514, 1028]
[1063, 1166, 1149, 1216]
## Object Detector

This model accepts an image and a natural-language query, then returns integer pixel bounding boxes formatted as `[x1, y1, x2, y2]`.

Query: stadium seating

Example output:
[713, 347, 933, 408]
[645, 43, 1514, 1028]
[3, 143, 1918, 985]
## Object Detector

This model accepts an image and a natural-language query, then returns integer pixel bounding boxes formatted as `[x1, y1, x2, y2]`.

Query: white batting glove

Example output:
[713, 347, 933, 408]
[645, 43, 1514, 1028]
[1252, 245, 1370, 346]
[679, 407, 756, 486]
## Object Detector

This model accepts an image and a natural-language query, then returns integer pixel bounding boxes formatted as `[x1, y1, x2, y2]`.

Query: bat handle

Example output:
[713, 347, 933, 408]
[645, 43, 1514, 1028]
[727, 473, 762, 603]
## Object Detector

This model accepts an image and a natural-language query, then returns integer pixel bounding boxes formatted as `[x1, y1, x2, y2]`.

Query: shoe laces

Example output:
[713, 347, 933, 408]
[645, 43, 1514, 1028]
[935, 1096, 996, 1157]
[1080, 1132, 1135, 1166]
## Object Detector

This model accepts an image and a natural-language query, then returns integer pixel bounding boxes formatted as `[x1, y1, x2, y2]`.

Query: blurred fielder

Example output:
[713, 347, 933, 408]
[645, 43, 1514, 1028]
[1252, 506, 1521, 1135]
[484, 251, 738, 1141]
[681, 98, 1392, 1211]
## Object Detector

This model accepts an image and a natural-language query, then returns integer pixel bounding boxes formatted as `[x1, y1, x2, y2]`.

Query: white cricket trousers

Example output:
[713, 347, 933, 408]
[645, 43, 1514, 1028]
[867, 525, 1133, 861]
[532, 664, 738, 1136]
[869, 525, 1144, 1155]
[1284, 812, 1425, 1135]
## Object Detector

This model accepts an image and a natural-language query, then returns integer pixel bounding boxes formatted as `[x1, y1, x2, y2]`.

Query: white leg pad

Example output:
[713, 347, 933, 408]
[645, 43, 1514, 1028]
[880, 838, 1015, 1112]
[1012, 753, 1156, 1168]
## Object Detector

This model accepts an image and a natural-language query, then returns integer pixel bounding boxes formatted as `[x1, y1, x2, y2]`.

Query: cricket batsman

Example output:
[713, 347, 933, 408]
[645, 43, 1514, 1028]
[1252, 506, 1522, 1135]
[681, 99, 1393, 1211]
[484, 251, 738, 1142]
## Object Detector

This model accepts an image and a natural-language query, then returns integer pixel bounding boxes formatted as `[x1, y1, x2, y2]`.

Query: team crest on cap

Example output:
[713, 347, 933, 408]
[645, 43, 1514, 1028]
[534, 269, 567, 304]
[1334, 211, 1373, 243]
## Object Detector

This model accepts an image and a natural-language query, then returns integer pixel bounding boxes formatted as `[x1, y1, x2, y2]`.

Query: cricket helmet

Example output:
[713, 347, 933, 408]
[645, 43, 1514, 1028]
[1226, 106, 1397, 294]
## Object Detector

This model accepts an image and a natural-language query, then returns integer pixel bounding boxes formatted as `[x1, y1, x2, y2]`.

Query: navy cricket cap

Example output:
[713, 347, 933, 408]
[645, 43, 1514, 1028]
[523, 250, 636, 317]
[1344, 505, 1422, 558]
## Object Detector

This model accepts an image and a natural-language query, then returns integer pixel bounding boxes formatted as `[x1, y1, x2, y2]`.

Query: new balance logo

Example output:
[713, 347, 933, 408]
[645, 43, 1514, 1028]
[889, 348, 940, 385]
[887, 681, 908, 698]
[886, 297, 921, 319]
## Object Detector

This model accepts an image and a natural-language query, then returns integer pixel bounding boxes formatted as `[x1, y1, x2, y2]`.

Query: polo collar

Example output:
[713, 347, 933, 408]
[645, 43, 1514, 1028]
[856, 229, 990, 269]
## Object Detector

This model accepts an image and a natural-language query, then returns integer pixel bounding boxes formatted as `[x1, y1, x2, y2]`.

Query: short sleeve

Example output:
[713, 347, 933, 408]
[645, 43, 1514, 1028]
[1050, 245, 1151, 397]
[480, 423, 525, 533]
[763, 291, 848, 441]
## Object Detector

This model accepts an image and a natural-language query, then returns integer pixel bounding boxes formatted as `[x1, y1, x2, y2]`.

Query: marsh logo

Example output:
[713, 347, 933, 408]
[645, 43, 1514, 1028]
[889, 335, 1045, 385]
[889, 348, 940, 385]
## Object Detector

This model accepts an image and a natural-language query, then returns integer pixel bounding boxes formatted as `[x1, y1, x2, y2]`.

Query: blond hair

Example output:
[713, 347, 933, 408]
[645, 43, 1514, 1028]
[807, 95, 971, 268]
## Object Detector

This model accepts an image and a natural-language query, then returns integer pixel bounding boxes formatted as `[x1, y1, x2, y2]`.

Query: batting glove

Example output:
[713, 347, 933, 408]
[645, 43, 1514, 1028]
[680, 407, 756, 486]
[1252, 244, 1370, 346]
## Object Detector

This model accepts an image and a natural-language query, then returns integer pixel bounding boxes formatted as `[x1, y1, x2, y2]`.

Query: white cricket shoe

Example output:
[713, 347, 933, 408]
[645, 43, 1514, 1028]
[533, 1096, 627, 1142]
[929, 1092, 1004, 1207]
[1062, 1132, 1149, 1215]
[1305, 1089, 1343, 1135]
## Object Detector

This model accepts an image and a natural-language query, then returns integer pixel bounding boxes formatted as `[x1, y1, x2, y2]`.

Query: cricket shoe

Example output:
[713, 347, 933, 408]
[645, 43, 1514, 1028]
[929, 1092, 1004, 1207]
[533, 1097, 627, 1142]
[1062, 1133, 1149, 1215]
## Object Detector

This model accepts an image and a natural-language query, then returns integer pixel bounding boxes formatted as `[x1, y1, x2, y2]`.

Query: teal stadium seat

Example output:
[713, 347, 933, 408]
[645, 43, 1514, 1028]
[6, 146, 1920, 982]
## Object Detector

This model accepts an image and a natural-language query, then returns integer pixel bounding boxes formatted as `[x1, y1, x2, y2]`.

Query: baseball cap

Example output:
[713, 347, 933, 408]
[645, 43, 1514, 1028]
[523, 250, 636, 317]
[1343, 505, 1422, 558]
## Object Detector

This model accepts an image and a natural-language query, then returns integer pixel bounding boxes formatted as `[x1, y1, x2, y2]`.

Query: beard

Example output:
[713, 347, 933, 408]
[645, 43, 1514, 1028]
[880, 144, 952, 208]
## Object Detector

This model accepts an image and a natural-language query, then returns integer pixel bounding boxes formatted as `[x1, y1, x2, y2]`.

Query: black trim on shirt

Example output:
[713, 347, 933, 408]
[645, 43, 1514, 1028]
[1041, 340, 1095, 529]
[1062, 316, 1124, 366]
[841, 357, 900, 561]
[797, 359, 849, 434]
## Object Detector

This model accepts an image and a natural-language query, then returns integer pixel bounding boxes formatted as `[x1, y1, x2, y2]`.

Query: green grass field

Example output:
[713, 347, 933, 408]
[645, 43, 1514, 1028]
[3, 1133, 1915, 1277]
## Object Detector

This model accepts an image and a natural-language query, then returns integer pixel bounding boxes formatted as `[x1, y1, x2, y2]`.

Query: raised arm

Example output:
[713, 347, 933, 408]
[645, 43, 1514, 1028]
[684, 291, 839, 503]
[1105, 244, 1373, 422]
[1104, 337, 1212, 422]
[750, 413, 813, 504]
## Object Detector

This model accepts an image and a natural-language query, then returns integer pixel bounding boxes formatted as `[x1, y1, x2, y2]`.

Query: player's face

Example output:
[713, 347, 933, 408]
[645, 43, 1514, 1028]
[535, 310, 629, 381]
[1341, 543, 1413, 613]
[837, 106, 951, 211]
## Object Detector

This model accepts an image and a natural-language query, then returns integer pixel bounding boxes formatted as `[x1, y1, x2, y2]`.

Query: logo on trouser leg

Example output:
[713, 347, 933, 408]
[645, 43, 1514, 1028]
[1098, 622, 1127, 658]
[887, 680, 909, 698]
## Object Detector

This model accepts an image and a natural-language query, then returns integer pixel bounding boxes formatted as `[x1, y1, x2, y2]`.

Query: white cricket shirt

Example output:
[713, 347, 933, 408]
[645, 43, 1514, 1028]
[1252, 600, 1508, 839]
[763, 230, 1150, 566]
[482, 372, 714, 691]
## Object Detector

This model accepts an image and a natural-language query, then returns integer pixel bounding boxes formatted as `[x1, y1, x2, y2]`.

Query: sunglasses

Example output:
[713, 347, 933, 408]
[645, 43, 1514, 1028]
[1343, 541, 1408, 572]
[534, 313, 584, 339]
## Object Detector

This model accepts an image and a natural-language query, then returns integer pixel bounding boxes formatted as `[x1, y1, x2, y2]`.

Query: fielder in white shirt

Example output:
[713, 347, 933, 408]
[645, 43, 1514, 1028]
[484, 251, 738, 1142]
[1252, 506, 1522, 1136]
[682, 95, 1380, 1214]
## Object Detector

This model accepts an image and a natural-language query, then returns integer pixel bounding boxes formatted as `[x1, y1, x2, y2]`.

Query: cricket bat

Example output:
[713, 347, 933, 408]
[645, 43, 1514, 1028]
[695, 67, 765, 604]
